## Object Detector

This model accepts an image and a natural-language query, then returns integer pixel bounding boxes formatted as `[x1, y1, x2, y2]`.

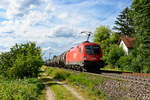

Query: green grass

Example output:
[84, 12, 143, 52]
[38, 89, 46, 100]
[45, 67, 70, 81]
[101, 65, 132, 72]
[40, 75, 78, 100]
[50, 83, 77, 100]
[0, 76, 44, 100]
[44, 66, 108, 100]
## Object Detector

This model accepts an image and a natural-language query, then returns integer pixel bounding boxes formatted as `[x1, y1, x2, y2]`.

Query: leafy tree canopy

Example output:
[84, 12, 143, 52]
[0, 42, 43, 78]
[94, 26, 111, 44]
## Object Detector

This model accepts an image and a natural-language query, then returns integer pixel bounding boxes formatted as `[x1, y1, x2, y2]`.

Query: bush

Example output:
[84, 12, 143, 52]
[106, 44, 125, 67]
[46, 67, 54, 75]
[0, 78, 44, 100]
[53, 70, 70, 81]
[46, 67, 71, 81]
[116, 56, 131, 71]
[0, 42, 43, 78]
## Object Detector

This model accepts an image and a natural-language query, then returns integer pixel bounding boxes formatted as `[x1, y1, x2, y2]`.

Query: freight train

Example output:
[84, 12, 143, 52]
[46, 41, 104, 72]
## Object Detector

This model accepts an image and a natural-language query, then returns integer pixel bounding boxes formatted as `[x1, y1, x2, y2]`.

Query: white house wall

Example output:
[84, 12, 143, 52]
[119, 40, 129, 55]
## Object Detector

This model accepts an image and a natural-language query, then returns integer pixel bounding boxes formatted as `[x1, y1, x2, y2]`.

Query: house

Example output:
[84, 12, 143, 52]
[118, 37, 136, 55]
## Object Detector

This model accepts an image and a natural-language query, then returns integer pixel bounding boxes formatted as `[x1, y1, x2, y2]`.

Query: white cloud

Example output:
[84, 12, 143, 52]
[45, 3, 56, 12]
[6, 0, 44, 19]
[0, 0, 9, 9]
[0, 36, 17, 48]
[42, 47, 51, 51]
[58, 12, 68, 19]
[22, 10, 49, 26]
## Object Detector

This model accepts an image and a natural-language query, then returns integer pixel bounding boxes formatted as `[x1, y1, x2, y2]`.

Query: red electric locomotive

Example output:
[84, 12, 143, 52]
[65, 41, 104, 71]
[47, 41, 104, 71]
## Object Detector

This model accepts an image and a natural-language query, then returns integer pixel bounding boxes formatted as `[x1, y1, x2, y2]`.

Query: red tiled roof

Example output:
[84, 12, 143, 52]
[118, 37, 136, 48]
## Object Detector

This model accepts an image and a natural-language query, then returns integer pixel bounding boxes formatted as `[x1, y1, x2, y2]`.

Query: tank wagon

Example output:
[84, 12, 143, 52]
[47, 41, 104, 71]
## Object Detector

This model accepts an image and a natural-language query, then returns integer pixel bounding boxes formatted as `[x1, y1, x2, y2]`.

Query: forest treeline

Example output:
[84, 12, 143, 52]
[93, 0, 150, 73]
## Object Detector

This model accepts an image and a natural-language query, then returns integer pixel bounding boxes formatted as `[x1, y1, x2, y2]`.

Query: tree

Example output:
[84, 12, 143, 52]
[131, 0, 150, 73]
[110, 32, 120, 44]
[94, 26, 111, 44]
[113, 7, 135, 36]
[0, 42, 43, 78]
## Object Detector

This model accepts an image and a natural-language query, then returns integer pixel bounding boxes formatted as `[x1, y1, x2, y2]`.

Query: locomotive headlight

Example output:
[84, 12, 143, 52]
[84, 56, 87, 60]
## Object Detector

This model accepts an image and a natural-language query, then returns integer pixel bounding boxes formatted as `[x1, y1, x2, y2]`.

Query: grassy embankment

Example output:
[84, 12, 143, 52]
[0, 75, 45, 100]
[43, 66, 108, 100]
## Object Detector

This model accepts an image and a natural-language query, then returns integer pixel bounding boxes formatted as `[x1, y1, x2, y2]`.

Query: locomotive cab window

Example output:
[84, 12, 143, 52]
[85, 45, 100, 55]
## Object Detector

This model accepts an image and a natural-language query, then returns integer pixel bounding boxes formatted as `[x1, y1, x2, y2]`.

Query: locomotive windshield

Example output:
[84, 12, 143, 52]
[85, 45, 100, 55]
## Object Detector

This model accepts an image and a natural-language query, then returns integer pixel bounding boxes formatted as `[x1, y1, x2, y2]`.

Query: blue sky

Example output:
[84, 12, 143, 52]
[0, 0, 132, 59]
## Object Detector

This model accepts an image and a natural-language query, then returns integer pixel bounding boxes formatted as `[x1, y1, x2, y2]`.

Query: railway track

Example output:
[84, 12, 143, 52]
[51, 66, 150, 85]
[98, 72, 150, 85]
[85, 70, 150, 85]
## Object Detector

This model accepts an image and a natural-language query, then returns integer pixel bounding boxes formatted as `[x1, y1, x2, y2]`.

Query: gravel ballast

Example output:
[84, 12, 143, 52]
[96, 78, 150, 100]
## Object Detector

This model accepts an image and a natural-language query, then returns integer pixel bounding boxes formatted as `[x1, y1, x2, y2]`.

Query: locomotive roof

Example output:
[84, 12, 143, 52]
[66, 41, 100, 53]
[80, 41, 99, 45]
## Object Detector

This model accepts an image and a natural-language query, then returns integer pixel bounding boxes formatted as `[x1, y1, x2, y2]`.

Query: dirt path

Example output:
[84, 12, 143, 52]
[40, 73, 84, 100]
[45, 84, 55, 100]
[38, 76, 55, 100]
[47, 76, 84, 100]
